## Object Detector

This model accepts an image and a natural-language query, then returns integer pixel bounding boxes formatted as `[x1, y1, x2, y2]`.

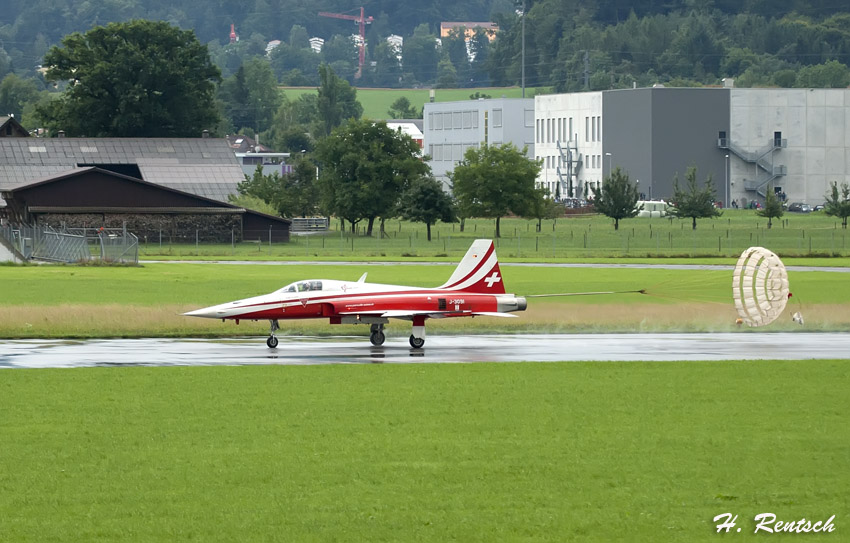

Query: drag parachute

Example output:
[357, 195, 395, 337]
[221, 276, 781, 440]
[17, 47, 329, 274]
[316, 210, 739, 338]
[732, 247, 789, 327]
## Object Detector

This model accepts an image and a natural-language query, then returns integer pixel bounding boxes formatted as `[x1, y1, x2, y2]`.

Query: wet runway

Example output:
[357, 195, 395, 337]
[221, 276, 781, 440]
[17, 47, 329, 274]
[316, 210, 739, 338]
[2, 333, 848, 369]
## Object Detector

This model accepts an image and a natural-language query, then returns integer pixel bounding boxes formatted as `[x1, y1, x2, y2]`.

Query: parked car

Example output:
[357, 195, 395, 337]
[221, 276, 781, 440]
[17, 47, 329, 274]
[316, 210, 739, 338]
[788, 202, 812, 213]
[813, 204, 825, 212]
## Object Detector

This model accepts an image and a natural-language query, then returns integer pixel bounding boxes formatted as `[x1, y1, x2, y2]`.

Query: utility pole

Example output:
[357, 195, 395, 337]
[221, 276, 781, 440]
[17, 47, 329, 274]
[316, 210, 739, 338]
[521, 0, 526, 98]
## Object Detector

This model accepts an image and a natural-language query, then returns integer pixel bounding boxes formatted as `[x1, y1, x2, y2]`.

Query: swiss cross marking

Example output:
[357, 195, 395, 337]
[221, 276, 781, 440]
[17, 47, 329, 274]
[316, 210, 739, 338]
[484, 271, 501, 288]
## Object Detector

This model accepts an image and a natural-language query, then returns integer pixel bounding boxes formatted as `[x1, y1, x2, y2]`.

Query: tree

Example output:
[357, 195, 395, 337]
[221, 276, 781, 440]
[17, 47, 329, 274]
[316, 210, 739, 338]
[436, 57, 459, 88]
[315, 119, 428, 236]
[228, 193, 279, 217]
[316, 63, 363, 137]
[232, 58, 282, 133]
[756, 187, 784, 229]
[824, 181, 850, 229]
[285, 159, 321, 218]
[525, 186, 562, 232]
[670, 166, 721, 230]
[398, 177, 457, 241]
[387, 97, 420, 119]
[0, 74, 39, 118]
[403, 24, 439, 85]
[37, 20, 220, 137]
[591, 167, 641, 230]
[236, 162, 319, 218]
[450, 143, 541, 238]
[795, 60, 850, 88]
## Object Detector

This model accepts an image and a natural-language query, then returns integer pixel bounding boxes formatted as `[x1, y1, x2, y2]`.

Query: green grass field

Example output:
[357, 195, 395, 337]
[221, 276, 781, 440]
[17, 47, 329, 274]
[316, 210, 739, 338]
[2, 262, 848, 338]
[281, 86, 537, 120]
[1, 361, 847, 542]
[4, 210, 849, 541]
[138, 213, 850, 261]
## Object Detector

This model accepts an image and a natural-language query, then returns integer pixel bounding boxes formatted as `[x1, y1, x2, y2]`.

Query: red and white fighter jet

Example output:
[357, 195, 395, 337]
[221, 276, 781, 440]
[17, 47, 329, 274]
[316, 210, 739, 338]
[184, 239, 527, 348]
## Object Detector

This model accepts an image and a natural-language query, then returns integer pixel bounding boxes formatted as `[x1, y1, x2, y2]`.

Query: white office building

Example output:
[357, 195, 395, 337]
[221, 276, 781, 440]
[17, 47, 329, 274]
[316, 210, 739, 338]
[423, 98, 534, 191]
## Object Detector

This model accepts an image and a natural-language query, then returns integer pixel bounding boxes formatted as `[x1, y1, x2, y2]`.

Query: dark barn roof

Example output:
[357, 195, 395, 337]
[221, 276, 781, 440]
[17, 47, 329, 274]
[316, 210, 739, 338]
[0, 137, 245, 203]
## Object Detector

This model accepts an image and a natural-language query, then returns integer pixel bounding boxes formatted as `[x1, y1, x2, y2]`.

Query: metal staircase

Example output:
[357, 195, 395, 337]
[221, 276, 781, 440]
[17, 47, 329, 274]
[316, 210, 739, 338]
[718, 136, 787, 198]
[555, 139, 582, 198]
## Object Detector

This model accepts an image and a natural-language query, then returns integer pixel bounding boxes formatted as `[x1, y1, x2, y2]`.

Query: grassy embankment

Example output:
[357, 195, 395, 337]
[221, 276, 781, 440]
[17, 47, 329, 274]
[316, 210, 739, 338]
[2, 262, 848, 338]
[1, 361, 847, 542]
[138, 212, 850, 261]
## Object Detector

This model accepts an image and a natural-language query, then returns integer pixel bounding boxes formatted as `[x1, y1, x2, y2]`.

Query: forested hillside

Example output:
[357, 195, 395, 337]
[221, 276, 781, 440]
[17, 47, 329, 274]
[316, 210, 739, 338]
[2, 0, 849, 133]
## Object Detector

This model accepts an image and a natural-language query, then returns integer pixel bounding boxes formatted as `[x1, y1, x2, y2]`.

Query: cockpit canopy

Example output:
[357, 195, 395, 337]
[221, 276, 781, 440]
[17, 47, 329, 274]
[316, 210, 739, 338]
[277, 280, 323, 294]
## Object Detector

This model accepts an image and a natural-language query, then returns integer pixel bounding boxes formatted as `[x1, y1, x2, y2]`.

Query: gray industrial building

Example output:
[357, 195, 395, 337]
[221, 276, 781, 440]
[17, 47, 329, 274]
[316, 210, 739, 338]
[423, 98, 534, 190]
[535, 85, 850, 208]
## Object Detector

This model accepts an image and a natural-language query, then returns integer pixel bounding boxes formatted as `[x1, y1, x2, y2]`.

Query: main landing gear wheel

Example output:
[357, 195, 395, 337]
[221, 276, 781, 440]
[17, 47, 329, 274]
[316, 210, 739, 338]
[267, 319, 280, 349]
[370, 331, 386, 346]
[369, 323, 386, 346]
[409, 335, 425, 349]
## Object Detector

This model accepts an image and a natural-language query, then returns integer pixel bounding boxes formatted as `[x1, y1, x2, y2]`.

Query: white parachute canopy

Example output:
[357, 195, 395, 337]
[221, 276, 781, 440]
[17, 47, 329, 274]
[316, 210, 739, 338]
[732, 247, 790, 327]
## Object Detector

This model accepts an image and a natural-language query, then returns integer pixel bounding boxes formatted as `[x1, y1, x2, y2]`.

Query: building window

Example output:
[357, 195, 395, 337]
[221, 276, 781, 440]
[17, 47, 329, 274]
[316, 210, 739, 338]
[525, 109, 534, 127]
[453, 111, 462, 129]
[585, 117, 589, 142]
[428, 112, 433, 129]
[536, 119, 540, 143]
[592, 117, 596, 142]
[493, 108, 502, 127]
[434, 113, 443, 130]
[597, 116, 602, 140]
[463, 111, 472, 129]
[569, 118, 573, 141]
[472, 111, 479, 128]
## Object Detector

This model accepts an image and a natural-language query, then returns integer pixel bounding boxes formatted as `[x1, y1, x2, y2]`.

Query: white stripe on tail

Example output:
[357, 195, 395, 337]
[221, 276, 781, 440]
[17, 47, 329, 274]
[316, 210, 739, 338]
[439, 239, 506, 294]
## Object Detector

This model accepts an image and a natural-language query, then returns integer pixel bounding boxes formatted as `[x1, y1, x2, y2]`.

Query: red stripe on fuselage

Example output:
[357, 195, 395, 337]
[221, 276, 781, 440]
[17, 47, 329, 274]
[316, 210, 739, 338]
[221, 290, 502, 321]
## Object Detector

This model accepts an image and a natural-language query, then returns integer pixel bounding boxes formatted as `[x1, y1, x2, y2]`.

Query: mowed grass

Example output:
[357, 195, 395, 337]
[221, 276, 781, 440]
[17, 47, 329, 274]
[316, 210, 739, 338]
[1, 361, 847, 542]
[139, 212, 850, 260]
[281, 86, 536, 120]
[2, 263, 849, 338]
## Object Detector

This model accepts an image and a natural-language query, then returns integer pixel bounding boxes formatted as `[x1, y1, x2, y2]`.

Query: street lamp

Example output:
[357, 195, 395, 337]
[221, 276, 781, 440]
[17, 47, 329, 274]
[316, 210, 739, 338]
[725, 154, 729, 209]
[605, 152, 612, 176]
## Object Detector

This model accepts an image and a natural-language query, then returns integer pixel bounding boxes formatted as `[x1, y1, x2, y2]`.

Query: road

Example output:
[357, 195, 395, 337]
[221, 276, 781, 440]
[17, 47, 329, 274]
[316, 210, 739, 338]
[2, 333, 848, 369]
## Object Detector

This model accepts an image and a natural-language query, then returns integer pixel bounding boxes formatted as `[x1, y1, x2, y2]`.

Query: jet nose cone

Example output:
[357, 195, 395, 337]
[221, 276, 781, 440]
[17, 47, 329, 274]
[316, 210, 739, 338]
[183, 306, 218, 318]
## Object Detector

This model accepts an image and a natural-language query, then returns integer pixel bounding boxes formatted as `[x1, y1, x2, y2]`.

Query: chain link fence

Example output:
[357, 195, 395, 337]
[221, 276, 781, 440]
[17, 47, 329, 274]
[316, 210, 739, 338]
[0, 223, 138, 264]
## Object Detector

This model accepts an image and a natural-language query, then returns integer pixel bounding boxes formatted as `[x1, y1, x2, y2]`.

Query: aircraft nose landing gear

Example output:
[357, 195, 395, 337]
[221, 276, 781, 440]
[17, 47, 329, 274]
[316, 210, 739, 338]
[369, 323, 386, 346]
[267, 319, 280, 348]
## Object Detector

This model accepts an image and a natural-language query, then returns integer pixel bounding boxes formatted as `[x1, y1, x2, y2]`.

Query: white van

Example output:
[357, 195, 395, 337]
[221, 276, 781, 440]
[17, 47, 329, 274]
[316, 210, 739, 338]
[636, 200, 672, 218]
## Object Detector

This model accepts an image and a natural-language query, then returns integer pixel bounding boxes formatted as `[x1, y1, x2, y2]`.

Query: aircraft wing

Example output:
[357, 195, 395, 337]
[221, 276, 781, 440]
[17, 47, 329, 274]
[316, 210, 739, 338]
[337, 310, 517, 319]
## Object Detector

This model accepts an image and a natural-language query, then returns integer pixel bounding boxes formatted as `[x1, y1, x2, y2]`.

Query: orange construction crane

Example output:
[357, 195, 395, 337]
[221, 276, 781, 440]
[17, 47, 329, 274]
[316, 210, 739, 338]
[318, 7, 373, 78]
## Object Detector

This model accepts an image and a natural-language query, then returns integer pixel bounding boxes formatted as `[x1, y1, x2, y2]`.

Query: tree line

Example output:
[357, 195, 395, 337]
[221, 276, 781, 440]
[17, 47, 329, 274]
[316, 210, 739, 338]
[6, 19, 850, 234]
[4, 1, 850, 102]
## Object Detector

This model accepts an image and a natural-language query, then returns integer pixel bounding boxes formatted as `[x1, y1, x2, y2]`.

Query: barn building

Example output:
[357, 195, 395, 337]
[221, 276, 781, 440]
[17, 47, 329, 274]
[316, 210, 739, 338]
[0, 136, 290, 241]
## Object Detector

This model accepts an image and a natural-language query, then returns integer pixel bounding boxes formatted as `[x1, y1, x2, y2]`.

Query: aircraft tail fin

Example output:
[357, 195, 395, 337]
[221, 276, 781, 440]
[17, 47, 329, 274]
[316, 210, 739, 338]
[439, 239, 505, 294]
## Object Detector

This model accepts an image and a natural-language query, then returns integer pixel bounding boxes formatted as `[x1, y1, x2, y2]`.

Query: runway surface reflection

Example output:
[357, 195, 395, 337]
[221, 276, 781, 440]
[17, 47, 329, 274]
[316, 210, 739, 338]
[2, 333, 849, 369]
